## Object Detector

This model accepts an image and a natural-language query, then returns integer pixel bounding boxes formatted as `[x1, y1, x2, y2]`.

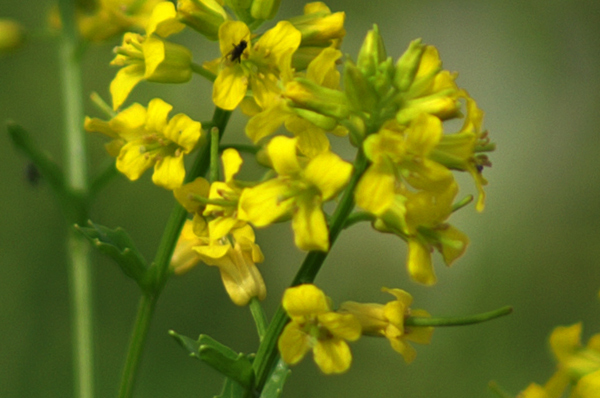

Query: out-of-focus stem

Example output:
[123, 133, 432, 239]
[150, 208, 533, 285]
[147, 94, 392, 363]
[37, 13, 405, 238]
[57, 1, 94, 398]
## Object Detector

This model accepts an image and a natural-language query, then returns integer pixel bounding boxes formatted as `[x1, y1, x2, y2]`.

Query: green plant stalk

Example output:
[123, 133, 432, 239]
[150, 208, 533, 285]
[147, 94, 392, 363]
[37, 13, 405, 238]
[252, 150, 369, 393]
[117, 108, 231, 398]
[58, 1, 94, 398]
[404, 306, 513, 327]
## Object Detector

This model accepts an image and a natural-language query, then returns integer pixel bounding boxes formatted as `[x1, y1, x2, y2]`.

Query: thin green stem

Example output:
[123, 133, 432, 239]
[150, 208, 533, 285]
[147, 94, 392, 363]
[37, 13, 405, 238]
[191, 62, 216, 82]
[117, 108, 232, 398]
[117, 294, 157, 398]
[404, 306, 513, 327]
[58, 1, 94, 398]
[252, 150, 369, 393]
[249, 298, 268, 341]
[343, 211, 376, 230]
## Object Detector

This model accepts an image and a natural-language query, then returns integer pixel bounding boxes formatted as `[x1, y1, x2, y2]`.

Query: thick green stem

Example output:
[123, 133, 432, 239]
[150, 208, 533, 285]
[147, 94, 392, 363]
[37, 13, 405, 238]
[117, 108, 231, 398]
[252, 150, 369, 392]
[58, 1, 94, 397]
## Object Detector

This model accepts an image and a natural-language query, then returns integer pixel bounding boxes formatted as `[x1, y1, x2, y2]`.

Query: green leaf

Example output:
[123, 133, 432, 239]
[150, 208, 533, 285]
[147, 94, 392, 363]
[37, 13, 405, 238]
[260, 359, 290, 398]
[75, 221, 148, 288]
[214, 377, 246, 398]
[169, 330, 255, 389]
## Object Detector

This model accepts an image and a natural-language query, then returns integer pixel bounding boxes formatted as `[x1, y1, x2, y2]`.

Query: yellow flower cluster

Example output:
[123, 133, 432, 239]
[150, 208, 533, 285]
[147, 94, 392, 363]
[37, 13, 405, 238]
[515, 323, 600, 398]
[83, 0, 494, 377]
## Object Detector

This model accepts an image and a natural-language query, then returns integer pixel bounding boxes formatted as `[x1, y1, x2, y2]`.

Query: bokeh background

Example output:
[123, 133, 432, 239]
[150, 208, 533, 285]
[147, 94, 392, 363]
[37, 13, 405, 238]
[2, 0, 600, 397]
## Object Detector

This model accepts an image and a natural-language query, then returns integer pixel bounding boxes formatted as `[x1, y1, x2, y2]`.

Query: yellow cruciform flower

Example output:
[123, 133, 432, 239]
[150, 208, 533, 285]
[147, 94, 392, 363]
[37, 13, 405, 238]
[339, 288, 433, 363]
[85, 98, 203, 190]
[238, 136, 352, 252]
[211, 20, 302, 110]
[278, 284, 361, 374]
[194, 224, 266, 306]
[430, 95, 491, 211]
[109, 1, 190, 110]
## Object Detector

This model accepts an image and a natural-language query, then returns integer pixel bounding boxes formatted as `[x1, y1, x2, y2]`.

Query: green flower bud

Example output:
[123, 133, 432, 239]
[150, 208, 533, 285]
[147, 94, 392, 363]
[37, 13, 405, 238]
[343, 59, 378, 114]
[251, 0, 281, 20]
[356, 24, 387, 77]
[144, 37, 192, 83]
[285, 78, 350, 120]
[177, 0, 227, 41]
[394, 39, 425, 92]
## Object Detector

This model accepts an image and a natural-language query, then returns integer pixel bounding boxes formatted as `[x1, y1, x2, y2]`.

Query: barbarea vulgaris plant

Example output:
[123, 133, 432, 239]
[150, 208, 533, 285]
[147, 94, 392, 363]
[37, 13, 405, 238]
[7, 0, 525, 397]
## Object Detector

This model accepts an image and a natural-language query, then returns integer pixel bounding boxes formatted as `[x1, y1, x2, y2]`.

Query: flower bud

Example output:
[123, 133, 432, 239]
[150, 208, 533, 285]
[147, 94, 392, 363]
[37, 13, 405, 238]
[288, 2, 345, 47]
[285, 78, 350, 120]
[356, 24, 387, 77]
[250, 0, 281, 20]
[177, 0, 227, 41]
[343, 59, 378, 114]
[394, 39, 425, 92]
[143, 36, 192, 83]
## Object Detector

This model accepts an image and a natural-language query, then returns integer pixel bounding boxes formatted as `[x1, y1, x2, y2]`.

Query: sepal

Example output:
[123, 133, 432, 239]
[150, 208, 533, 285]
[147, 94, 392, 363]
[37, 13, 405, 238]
[75, 221, 149, 289]
[169, 331, 255, 388]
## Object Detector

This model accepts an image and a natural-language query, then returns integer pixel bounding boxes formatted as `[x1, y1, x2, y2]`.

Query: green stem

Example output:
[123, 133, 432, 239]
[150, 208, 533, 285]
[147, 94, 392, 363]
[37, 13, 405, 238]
[191, 62, 216, 82]
[58, 1, 94, 398]
[117, 294, 157, 398]
[117, 108, 232, 398]
[249, 298, 268, 341]
[343, 211, 376, 230]
[210, 128, 220, 183]
[252, 150, 369, 392]
[404, 306, 513, 327]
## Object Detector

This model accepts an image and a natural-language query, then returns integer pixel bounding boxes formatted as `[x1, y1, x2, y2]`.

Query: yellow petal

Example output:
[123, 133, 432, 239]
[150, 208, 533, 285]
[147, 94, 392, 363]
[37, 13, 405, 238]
[163, 113, 202, 152]
[407, 238, 436, 285]
[313, 338, 352, 374]
[254, 21, 301, 68]
[292, 196, 329, 252]
[238, 180, 294, 226]
[173, 177, 210, 213]
[245, 102, 288, 143]
[218, 20, 251, 58]
[303, 151, 352, 200]
[152, 154, 185, 189]
[145, 1, 185, 38]
[550, 323, 582, 363]
[146, 98, 172, 132]
[267, 136, 301, 176]
[354, 164, 395, 216]
[282, 284, 330, 316]
[222, 148, 243, 182]
[278, 322, 311, 365]
[213, 64, 248, 110]
[116, 141, 154, 180]
[318, 312, 362, 341]
[110, 64, 145, 110]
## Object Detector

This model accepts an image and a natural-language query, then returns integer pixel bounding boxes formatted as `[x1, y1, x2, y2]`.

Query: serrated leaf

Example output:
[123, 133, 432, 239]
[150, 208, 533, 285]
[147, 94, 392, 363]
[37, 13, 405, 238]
[76, 221, 148, 287]
[169, 330, 255, 389]
[260, 359, 290, 398]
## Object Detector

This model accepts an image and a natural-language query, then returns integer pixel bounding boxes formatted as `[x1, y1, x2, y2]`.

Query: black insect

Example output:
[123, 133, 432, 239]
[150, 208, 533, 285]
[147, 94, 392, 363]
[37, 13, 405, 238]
[227, 40, 248, 63]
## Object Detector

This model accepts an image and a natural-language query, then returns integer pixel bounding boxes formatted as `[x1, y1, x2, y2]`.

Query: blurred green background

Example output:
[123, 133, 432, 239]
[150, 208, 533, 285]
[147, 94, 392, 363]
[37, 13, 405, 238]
[2, 0, 600, 397]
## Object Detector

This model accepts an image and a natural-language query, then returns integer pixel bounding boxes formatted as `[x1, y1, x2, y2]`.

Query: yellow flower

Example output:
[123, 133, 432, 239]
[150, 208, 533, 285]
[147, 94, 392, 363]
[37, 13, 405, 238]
[211, 20, 301, 110]
[430, 95, 492, 211]
[339, 288, 433, 363]
[278, 284, 361, 374]
[203, 148, 248, 240]
[243, 46, 346, 157]
[170, 219, 204, 275]
[238, 136, 352, 251]
[355, 115, 468, 285]
[110, 2, 190, 110]
[194, 225, 266, 306]
[85, 98, 202, 189]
